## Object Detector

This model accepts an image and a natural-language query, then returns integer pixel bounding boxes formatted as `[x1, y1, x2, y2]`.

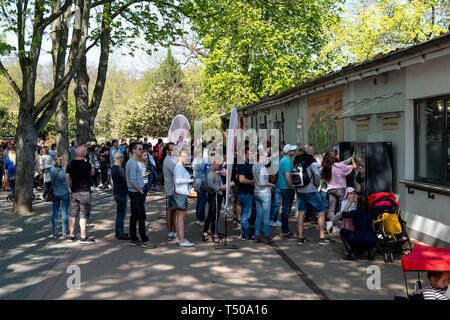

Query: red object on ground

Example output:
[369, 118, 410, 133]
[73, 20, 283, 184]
[401, 244, 450, 271]
[368, 192, 399, 207]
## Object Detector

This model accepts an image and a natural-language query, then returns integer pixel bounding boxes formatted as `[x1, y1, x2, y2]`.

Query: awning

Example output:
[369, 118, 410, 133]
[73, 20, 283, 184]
[401, 244, 450, 272]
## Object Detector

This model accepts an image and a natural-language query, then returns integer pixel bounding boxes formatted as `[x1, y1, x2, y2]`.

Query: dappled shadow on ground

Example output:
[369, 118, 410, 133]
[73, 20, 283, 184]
[2, 189, 420, 300]
[31, 191, 418, 300]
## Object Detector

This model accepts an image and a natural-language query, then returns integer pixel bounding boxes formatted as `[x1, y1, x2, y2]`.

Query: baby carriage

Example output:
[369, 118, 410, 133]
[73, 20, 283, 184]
[368, 192, 412, 263]
[398, 244, 450, 300]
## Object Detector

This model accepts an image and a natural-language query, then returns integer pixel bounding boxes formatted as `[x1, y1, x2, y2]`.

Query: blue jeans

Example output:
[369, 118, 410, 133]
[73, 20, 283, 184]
[195, 190, 208, 222]
[114, 194, 128, 237]
[270, 186, 282, 222]
[9, 179, 15, 196]
[255, 194, 271, 237]
[52, 193, 70, 235]
[238, 193, 254, 238]
[280, 189, 295, 234]
[320, 191, 329, 221]
[149, 168, 157, 188]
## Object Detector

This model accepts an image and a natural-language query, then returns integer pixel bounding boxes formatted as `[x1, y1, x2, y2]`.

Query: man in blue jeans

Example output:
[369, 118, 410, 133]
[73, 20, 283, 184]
[111, 152, 129, 240]
[237, 147, 255, 241]
[278, 144, 297, 239]
[294, 144, 333, 245]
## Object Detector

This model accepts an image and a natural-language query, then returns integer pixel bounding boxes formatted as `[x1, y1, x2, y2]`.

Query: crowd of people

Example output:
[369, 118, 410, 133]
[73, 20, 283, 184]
[1, 138, 448, 300]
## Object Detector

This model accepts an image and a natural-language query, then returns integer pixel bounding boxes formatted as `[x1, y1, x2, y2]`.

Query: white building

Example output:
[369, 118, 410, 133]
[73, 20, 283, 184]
[232, 33, 450, 247]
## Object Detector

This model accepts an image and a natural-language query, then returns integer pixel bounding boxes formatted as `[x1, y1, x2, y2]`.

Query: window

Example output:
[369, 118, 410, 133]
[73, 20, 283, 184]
[415, 96, 450, 186]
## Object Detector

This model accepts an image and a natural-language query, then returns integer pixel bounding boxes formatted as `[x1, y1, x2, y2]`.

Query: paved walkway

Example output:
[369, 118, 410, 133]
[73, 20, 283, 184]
[0, 189, 425, 300]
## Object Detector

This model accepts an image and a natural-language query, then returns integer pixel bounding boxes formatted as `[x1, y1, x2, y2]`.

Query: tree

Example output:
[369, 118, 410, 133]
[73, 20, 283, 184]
[0, 0, 90, 213]
[73, 0, 186, 145]
[181, 0, 343, 116]
[115, 48, 193, 137]
[318, 0, 450, 67]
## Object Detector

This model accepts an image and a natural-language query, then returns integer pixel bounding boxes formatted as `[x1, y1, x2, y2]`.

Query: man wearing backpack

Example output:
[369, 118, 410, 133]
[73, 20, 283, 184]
[293, 144, 332, 245]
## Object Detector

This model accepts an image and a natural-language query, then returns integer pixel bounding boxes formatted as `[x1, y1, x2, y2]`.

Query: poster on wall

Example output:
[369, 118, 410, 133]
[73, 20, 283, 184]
[307, 91, 343, 153]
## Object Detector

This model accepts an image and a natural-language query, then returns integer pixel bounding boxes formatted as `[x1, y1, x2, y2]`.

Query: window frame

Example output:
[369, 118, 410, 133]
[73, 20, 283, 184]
[414, 95, 450, 187]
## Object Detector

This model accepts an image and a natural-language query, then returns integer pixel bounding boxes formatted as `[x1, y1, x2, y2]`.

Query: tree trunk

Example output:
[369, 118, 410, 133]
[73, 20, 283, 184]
[75, 3, 111, 144]
[14, 89, 37, 214]
[55, 86, 70, 163]
[74, 53, 92, 146]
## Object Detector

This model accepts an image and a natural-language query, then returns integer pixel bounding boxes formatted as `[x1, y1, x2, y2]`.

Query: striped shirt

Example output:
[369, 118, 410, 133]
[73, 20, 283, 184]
[138, 161, 149, 185]
[422, 286, 449, 300]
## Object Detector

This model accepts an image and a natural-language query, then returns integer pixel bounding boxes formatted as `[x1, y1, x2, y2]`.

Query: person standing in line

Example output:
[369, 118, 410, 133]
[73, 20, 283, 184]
[269, 147, 283, 227]
[70, 140, 78, 161]
[39, 147, 53, 200]
[193, 149, 207, 225]
[4, 149, 16, 196]
[322, 149, 357, 233]
[202, 159, 227, 243]
[49, 144, 57, 163]
[50, 156, 70, 239]
[237, 147, 255, 241]
[163, 142, 177, 240]
[137, 150, 150, 199]
[65, 146, 96, 244]
[173, 150, 194, 247]
[88, 145, 101, 191]
[293, 144, 332, 245]
[253, 149, 275, 244]
[110, 152, 130, 240]
[110, 140, 120, 169]
[126, 142, 154, 248]
[278, 144, 297, 239]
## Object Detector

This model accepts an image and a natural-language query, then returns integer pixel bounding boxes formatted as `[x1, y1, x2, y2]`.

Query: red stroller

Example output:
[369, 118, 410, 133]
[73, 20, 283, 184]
[368, 192, 412, 263]
[399, 244, 450, 299]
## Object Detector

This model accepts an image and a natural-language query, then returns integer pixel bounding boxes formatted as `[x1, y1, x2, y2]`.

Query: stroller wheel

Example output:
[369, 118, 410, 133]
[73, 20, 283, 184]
[384, 252, 388, 263]
[389, 252, 394, 263]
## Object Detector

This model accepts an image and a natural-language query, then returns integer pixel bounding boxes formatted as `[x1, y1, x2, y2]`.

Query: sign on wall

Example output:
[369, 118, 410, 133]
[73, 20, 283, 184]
[307, 91, 343, 153]
[356, 119, 369, 131]
[382, 117, 399, 130]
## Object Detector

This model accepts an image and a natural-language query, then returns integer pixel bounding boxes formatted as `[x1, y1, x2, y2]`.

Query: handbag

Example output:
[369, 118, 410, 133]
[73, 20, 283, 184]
[46, 168, 62, 202]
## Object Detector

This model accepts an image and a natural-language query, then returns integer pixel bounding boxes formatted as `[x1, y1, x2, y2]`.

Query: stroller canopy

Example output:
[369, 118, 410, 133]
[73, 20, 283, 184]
[401, 244, 450, 272]
[368, 192, 399, 208]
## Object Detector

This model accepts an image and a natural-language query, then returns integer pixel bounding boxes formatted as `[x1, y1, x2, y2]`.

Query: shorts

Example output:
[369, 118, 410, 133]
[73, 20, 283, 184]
[167, 195, 175, 209]
[296, 191, 325, 213]
[70, 191, 91, 219]
[173, 193, 188, 211]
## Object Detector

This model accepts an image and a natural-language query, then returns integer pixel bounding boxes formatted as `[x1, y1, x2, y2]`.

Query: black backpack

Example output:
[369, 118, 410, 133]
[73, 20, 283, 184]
[291, 160, 311, 187]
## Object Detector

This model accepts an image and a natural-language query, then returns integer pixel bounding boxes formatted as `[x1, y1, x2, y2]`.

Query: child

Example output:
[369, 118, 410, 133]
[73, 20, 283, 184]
[422, 271, 449, 300]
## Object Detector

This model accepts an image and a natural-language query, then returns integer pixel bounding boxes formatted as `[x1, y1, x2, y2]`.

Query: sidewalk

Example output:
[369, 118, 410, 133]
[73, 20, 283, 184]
[0, 189, 423, 300]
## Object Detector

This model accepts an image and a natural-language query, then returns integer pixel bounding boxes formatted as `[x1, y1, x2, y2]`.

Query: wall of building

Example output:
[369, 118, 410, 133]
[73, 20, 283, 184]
[241, 50, 450, 246]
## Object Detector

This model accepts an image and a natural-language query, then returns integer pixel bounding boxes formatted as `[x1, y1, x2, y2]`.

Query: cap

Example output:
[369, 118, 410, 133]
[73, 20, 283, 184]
[283, 144, 297, 154]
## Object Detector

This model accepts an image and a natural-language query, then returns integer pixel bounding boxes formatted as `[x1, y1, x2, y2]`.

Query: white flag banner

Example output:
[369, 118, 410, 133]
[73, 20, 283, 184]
[225, 108, 238, 209]
[168, 114, 191, 161]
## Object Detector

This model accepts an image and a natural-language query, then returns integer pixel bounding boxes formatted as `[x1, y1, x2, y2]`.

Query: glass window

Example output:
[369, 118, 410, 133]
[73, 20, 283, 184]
[415, 97, 449, 185]
[447, 99, 450, 181]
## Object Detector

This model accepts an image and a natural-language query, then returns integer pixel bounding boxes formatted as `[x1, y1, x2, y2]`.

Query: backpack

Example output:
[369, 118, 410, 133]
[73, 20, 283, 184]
[291, 160, 311, 187]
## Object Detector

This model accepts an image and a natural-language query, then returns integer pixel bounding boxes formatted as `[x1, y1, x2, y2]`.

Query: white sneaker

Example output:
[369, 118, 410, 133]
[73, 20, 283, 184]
[271, 220, 282, 227]
[179, 239, 194, 247]
[294, 212, 298, 219]
[332, 226, 340, 233]
[326, 221, 333, 233]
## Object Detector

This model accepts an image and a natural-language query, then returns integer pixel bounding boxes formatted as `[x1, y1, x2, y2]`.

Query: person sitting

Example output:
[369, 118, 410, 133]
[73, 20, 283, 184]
[340, 194, 377, 261]
[422, 271, 449, 300]
[333, 186, 357, 228]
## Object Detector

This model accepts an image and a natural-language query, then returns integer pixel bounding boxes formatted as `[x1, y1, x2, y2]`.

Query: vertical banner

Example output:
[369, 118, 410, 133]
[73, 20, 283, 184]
[225, 108, 238, 209]
[168, 115, 191, 162]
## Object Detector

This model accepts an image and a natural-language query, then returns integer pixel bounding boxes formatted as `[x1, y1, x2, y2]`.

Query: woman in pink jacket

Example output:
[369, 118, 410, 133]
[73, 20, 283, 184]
[321, 150, 357, 233]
